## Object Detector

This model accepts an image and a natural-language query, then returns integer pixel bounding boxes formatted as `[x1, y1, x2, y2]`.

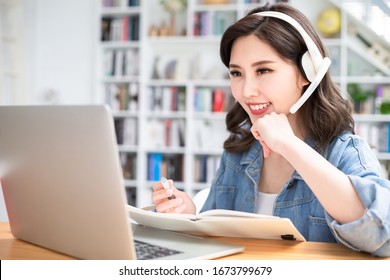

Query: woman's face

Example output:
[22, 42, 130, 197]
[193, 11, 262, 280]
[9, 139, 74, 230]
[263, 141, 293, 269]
[229, 34, 309, 124]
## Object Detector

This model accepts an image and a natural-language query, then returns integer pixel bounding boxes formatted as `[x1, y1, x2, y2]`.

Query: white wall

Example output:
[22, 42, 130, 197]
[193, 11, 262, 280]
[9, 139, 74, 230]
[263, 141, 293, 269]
[24, 0, 96, 105]
[0, 0, 96, 222]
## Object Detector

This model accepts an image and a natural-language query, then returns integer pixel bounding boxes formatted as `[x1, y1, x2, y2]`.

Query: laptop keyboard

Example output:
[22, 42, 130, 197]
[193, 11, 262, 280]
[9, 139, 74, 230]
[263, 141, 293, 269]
[134, 240, 182, 260]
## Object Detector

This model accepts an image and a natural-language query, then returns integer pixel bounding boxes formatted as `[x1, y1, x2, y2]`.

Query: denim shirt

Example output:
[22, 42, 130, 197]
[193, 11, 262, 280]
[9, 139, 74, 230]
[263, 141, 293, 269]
[201, 131, 390, 257]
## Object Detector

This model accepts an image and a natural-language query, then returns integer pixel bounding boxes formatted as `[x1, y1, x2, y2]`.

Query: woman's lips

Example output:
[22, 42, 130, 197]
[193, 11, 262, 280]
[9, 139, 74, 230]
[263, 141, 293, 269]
[248, 102, 271, 115]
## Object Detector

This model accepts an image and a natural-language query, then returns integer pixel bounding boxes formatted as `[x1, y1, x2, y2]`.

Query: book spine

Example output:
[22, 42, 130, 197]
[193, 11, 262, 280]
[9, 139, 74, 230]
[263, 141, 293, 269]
[114, 50, 124, 77]
[114, 119, 125, 145]
[162, 87, 172, 112]
[128, 82, 138, 111]
[378, 123, 389, 152]
[193, 13, 200, 36]
[123, 118, 137, 146]
[121, 153, 137, 180]
[148, 153, 163, 181]
[101, 18, 112, 41]
[131, 15, 140, 41]
[165, 119, 171, 147]
[200, 12, 209, 36]
[102, 0, 113, 7]
[386, 123, 390, 153]
[103, 50, 114, 75]
[212, 88, 224, 112]
[122, 16, 129, 41]
[147, 154, 184, 181]
[177, 88, 186, 111]
[194, 155, 221, 183]
[170, 87, 177, 111]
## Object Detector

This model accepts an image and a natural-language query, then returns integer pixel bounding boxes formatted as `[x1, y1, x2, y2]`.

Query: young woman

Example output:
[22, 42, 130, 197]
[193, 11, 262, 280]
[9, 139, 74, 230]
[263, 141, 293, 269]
[151, 3, 390, 257]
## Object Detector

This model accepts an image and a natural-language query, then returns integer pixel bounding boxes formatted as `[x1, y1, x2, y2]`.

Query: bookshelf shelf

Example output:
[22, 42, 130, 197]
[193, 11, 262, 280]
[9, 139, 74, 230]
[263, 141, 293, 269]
[147, 37, 221, 43]
[146, 147, 187, 154]
[194, 4, 239, 11]
[101, 7, 141, 16]
[146, 112, 187, 118]
[113, 111, 138, 117]
[97, 0, 390, 207]
[376, 153, 390, 161]
[346, 77, 390, 84]
[147, 79, 188, 86]
[102, 76, 140, 83]
[101, 41, 141, 48]
[353, 114, 390, 123]
[194, 112, 226, 119]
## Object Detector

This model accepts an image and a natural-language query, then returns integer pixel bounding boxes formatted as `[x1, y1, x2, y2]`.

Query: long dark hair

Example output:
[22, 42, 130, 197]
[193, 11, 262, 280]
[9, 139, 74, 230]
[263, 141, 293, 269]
[221, 3, 354, 153]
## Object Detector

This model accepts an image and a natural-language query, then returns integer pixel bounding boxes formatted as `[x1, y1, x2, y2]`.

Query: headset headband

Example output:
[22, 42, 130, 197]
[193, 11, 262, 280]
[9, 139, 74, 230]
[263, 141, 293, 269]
[255, 11, 331, 114]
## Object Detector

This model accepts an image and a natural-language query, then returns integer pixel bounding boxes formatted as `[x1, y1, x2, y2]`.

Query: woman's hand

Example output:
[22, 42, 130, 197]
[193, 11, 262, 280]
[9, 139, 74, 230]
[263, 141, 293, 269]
[151, 178, 196, 214]
[251, 124, 272, 158]
[250, 112, 295, 158]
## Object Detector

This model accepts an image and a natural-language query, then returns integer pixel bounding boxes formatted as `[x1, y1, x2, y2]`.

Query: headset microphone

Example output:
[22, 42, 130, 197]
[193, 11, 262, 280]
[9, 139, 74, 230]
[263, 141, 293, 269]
[255, 11, 331, 114]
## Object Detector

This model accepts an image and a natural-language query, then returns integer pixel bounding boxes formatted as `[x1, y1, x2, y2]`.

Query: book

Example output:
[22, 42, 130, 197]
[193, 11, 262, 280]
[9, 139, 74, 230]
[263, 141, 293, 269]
[212, 88, 224, 112]
[122, 16, 129, 41]
[123, 118, 137, 146]
[194, 155, 220, 183]
[378, 123, 390, 152]
[127, 205, 306, 241]
[147, 153, 163, 180]
[128, 82, 138, 111]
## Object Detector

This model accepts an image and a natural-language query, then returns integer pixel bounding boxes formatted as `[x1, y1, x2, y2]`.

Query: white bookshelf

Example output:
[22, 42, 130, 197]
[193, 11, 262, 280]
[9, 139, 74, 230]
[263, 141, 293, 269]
[97, 0, 390, 207]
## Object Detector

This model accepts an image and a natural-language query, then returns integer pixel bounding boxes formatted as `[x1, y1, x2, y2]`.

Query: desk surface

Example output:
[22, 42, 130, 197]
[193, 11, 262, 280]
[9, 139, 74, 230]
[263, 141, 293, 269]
[0, 222, 387, 260]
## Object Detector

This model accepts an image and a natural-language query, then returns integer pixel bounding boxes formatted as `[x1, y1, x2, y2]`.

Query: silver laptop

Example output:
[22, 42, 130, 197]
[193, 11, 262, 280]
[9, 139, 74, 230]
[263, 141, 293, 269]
[0, 105, 244, 260]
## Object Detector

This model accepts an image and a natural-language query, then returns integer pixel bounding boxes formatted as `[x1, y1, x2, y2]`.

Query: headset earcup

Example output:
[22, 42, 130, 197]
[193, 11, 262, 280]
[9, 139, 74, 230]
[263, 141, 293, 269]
[300, 51, 316, 82]
[290, 56, 331, 114]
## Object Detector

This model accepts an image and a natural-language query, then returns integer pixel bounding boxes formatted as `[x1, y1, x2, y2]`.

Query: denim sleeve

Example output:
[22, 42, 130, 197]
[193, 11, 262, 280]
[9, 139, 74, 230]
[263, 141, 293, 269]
[200, 185, 216, 212]
[325, 135, 390, 257]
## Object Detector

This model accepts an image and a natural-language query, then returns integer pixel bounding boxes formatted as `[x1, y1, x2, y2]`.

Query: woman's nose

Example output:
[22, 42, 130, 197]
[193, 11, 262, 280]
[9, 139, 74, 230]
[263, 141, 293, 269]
[242, 77, 259, 98]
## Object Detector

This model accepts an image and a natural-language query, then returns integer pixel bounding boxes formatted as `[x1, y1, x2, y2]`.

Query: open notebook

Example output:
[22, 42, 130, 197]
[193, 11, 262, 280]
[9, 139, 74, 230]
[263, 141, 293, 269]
[0, 105, 244, 259]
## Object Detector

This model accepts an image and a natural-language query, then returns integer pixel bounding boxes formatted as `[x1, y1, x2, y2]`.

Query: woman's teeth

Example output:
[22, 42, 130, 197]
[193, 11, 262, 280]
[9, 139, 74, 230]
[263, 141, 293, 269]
[249, 103, 270, 111]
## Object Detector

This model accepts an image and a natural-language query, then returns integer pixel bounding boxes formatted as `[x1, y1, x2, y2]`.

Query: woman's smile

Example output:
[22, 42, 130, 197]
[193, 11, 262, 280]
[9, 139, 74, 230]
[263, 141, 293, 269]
[248, 102, 271, 115]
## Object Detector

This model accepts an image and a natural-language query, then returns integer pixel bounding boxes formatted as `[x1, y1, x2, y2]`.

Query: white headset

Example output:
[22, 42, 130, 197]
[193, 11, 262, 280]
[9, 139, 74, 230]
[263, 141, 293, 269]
[255, 11, 331, 114]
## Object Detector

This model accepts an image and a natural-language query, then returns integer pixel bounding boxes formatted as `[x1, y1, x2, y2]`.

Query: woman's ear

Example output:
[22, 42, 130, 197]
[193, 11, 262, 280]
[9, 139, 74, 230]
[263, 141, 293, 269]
[297, 68, 310, 88]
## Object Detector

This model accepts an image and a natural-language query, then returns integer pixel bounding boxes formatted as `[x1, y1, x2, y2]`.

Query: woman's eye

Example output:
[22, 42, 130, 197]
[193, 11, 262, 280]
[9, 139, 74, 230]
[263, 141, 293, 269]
[257, 68, 271, 75]
[229, 70, 241, 77]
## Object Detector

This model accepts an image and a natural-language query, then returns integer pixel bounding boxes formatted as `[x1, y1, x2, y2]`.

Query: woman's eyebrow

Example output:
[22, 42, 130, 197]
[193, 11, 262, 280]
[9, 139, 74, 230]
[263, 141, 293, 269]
[228, 63, 240, 68]
[229, 60, 276, 68]
[252, 60, 276, 67]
